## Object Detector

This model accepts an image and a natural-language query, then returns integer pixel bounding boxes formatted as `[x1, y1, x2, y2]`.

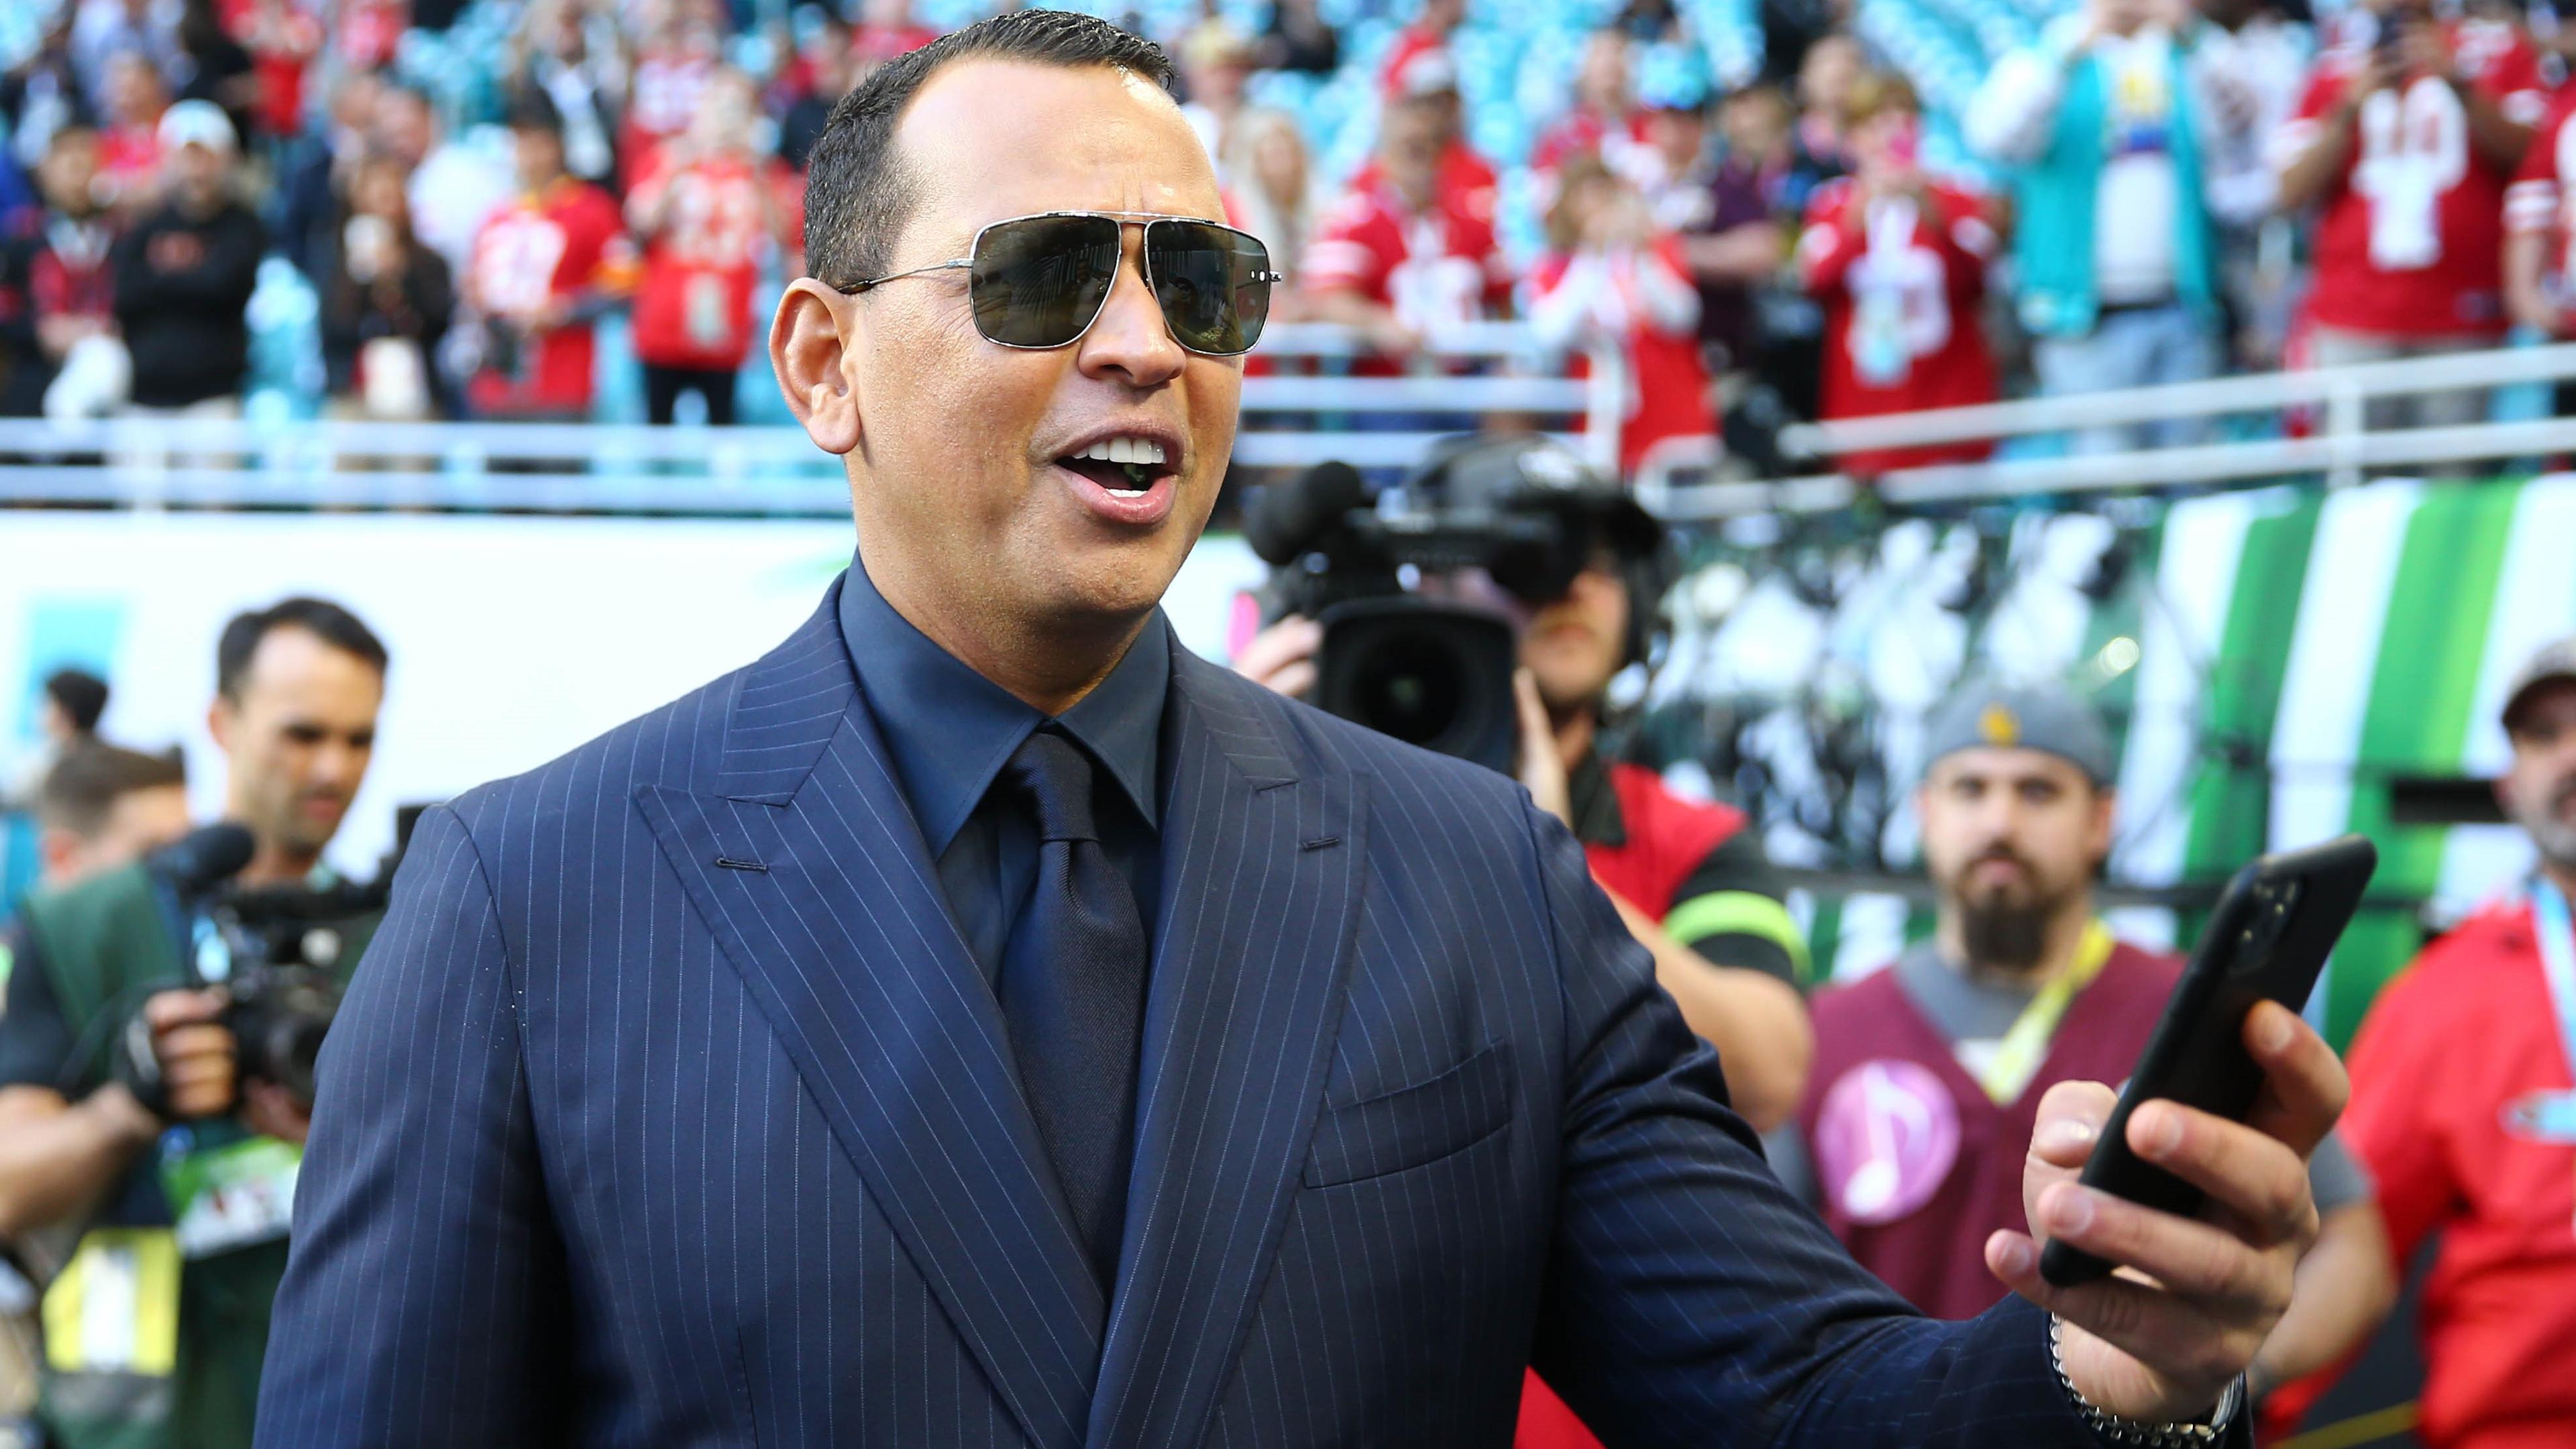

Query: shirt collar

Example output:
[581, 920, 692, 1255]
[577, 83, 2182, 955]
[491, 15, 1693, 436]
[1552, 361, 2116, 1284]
[837, 550, 1168, 854]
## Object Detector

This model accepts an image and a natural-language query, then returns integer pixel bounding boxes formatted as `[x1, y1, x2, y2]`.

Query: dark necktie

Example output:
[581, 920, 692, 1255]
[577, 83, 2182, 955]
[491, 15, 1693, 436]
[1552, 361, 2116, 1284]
[996, 726, 1147, 1289]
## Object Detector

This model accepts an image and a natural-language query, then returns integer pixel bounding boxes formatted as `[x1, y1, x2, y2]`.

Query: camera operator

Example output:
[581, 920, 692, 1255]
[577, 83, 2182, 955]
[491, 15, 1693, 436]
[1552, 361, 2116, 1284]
[1234, 460, 1815, 1135]
[0, 597, 385, 1449]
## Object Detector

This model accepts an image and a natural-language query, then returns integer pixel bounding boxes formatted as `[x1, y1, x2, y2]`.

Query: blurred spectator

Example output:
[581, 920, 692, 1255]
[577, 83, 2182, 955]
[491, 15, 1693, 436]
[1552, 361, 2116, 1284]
[32, 741, 189, 894]
[1254, 0, 1339, 76]
[2337, 638, 2576, 1449]
[2191, 0, 2311, 370]
[1966, 0, 2226, 453]
[1795, 72, 1999, 474]
[1527, 156, 1713, 472]
[1177, 23, 1256, 183]
[1794, 32, 1862, 173]
[627, 68, 775, 425]
[236, 0, 325, 144]
[93, 50, 172, 212]
[624, 0, 723, 179]
[375, 81, 511, 284]
[333, 0, 409, 72]
[511, 0, 627, 186]
[2273, 0, 2545, 433]
[40, 667, 107, 745]
[3, 7, 91, 174]
[1377, 0, 1467, 98]
[111, 100, 262, 419]
[2507, 82, 2576, 333]
[320, 154, 453, 420]
[1682, 88, 1790, 382]
[274, 66, 381, 278]
[1304, 90, 1514, 363]
[850, 0, 938, 79]
[71, 0, 180, 117]
[1352, 47, 1501, 244]
[461, 88, 634, 419]
[1532, 30, 1646, 189]
[1228, 107, 1321, 288]
[173, 0, 257, 148]
[0, 125, 117, 419]
[777, 10, 853, 169]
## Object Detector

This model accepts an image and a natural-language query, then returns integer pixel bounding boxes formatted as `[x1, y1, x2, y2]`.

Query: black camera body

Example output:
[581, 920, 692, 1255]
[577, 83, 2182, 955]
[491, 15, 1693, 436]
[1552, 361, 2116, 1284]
[1248, 438, 1664, 773]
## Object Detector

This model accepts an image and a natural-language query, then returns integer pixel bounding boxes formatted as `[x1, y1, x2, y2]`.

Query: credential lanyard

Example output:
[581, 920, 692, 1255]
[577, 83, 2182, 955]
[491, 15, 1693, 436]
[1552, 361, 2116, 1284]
[1976, 920, 2117, 1106]
[2529, 878, 2576, 1081]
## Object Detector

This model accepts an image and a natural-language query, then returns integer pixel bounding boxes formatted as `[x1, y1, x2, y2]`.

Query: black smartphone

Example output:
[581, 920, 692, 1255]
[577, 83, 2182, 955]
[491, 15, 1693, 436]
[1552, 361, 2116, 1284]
[2037, 835, 2378, 1289]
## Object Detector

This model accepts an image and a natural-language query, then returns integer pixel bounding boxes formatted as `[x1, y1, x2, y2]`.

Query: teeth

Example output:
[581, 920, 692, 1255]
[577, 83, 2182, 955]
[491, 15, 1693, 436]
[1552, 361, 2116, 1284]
[1073, 436, 1166, 466]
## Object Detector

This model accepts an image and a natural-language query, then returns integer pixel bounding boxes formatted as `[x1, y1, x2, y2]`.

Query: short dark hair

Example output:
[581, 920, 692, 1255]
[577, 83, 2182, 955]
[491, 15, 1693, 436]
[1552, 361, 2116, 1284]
[38, 741, 187, 838]
[42, 668, 110, 735]
[803, 9, 1173, 287]
[216, 597, 389, 701]
[504, 84, 564, 137]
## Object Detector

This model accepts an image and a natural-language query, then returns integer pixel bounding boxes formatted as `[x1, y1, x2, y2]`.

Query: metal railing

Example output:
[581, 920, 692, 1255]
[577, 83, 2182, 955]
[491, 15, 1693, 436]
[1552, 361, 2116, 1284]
[0, 323, 1625, 513]
[1633, 340, 2576, 521]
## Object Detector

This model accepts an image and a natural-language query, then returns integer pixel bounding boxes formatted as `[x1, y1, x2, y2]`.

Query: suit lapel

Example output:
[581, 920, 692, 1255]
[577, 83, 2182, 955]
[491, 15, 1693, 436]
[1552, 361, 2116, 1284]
[1087, 646, 1367, 1449]
[634, 584, 1104, 1449]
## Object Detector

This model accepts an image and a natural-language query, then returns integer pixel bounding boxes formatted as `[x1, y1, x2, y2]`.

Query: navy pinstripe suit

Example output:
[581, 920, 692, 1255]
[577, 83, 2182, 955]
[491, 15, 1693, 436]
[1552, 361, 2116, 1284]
[255, 576, 2132, 1448]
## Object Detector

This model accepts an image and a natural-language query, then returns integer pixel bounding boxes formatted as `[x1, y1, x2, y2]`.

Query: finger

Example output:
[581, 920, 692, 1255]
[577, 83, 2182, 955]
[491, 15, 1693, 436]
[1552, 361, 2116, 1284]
[1985, 1230, 2251, 1392]
[2031, 1079, 2118, 1169]
[2123, 1099, 2318, 1249]
[2239, 1002, 2347, 1159]
[142, 989, 226, 1030]
[1269, 659, 1316, 699]
[1514, 668, 1549, 739]
[2031, 1180, 2290, 1313]
[156, 1023, 236, 1065]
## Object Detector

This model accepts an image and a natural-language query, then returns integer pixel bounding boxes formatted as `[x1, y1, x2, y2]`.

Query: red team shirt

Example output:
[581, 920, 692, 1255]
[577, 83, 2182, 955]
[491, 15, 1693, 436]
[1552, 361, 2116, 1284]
[466, 177, 636, 415]
[1796, 178, 1999, 473]
[2507, 88, 2576, 305]
[2341, 897, 2576, 1449]
[1526, 237, 1714, 473]
[1302, 178, 1515, 371]
[2281, 19, 2548, 337]
[629, 152, 773, 372]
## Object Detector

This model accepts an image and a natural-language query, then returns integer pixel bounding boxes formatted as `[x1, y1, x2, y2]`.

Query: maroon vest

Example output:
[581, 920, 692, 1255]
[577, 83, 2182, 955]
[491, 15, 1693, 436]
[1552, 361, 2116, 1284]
[1793, 944, 2183, 1320]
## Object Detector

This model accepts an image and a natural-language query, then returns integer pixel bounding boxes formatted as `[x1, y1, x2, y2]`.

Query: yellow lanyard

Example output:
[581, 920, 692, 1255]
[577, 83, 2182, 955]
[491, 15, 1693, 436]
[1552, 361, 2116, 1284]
[1973, 920, 2116, 1106]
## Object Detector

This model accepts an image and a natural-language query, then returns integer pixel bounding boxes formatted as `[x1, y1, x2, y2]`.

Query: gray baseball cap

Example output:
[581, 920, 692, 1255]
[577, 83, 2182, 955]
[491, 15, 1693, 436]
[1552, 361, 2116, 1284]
[1921, 681, 2116, 786]
[2501, 635, 2576, 733]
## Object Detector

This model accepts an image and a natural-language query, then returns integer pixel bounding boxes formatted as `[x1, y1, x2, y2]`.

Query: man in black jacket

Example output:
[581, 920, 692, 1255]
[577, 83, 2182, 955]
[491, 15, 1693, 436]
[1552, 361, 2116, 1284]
[110, 99, 262, 426]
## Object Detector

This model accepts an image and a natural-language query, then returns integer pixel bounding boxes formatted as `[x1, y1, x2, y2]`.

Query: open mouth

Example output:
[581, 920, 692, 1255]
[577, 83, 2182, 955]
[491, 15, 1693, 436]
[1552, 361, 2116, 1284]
[1055, 436, 1177, 497]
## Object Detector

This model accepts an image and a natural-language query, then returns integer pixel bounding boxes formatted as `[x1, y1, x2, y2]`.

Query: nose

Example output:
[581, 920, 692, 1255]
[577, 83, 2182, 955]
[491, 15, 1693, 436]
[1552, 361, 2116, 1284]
[1075, 225, 1187, 388]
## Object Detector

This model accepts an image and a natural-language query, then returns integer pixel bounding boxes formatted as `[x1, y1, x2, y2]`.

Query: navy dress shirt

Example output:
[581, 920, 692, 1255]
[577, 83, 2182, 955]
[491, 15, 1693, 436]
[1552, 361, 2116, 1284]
[835, 551, 1168, 987]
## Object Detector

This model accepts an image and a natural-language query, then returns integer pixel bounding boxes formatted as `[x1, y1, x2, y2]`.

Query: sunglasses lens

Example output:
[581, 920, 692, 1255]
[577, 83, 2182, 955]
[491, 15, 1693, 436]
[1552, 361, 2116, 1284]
[1147, 221, 1273, 355]
[968, 215, 1121, 348]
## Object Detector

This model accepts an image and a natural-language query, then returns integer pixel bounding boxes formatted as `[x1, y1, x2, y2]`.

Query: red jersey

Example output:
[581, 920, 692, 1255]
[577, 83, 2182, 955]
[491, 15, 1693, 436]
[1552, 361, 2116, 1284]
[2506, 89, 2576, 295]
[623, 44, 717, 169]
[1303, 178, 1514, 371]
[630, 153, 772, 370]
[466, 178, 636, 415]
[217, 0, 322, 138]
[95, 123, 162, 202]
[1527, 239, 1714, 474]
[2342, 896, 2576, 1449]
[1796, 178, 1999, 473]
[2282, 19, 2546, 338]
[1529, 109, 1652, 182]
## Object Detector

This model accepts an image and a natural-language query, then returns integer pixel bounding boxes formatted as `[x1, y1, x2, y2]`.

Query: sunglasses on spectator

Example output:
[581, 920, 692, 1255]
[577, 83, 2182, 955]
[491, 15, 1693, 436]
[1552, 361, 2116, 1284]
[830, 210, 1283, 356]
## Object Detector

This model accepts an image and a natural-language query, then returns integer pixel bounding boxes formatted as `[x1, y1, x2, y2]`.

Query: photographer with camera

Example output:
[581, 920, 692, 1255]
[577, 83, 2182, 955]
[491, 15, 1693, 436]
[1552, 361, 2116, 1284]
[0, 598, 386, 1449]
[1234, 439, 1814, 1132]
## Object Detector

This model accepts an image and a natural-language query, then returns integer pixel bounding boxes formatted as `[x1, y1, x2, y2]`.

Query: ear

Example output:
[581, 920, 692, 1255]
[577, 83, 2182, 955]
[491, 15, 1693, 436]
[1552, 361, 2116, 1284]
[206, 695, 231, 755]
[771, 278, 863, 456]
[2088, 785, 2118, 861]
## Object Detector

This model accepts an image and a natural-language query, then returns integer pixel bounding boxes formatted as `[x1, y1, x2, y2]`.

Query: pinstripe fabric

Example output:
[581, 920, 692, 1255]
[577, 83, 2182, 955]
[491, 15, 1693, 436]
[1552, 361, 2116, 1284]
[256, 576, 2153, 1449]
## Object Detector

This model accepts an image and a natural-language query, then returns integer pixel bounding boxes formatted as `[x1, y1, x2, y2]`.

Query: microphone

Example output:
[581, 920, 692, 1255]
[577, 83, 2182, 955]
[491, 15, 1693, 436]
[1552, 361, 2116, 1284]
[150, 822, 256, 896]
[1244, 461, 1368, 566]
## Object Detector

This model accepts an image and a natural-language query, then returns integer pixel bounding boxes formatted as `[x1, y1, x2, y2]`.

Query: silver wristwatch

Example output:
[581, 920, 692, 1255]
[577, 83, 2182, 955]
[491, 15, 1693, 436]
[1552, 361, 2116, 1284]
[2048, 1314, 2246, 1446]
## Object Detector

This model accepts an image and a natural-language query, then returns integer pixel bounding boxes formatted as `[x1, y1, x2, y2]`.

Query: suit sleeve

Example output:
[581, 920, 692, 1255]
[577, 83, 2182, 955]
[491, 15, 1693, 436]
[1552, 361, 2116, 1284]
[256, 803, 571, 1448]
[1523, 798, 2194, 1448]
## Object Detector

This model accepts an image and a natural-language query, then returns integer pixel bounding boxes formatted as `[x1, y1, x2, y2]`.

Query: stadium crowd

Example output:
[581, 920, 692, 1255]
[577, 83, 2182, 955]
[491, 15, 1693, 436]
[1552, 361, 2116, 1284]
[5, 0, 2576, 470]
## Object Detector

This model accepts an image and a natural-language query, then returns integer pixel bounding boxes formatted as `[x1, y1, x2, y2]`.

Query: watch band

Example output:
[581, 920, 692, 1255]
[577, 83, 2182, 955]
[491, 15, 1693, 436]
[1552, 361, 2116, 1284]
[2049, 1313, 2246, 1446]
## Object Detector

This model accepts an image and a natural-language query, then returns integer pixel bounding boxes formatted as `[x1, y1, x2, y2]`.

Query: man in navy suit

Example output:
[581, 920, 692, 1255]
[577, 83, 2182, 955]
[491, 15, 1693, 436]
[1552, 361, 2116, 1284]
[256, 13, 2344, 1447]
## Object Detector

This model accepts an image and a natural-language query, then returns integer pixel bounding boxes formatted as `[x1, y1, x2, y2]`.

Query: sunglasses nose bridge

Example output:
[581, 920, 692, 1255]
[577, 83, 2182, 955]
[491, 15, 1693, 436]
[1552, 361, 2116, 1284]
[1078, 232, 1191, 374]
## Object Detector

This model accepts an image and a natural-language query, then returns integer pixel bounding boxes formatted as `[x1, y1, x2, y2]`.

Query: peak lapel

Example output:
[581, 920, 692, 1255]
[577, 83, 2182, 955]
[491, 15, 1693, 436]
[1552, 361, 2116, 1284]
[635, 582, 1104, 1449]
[1088, 649, 1367, 1449]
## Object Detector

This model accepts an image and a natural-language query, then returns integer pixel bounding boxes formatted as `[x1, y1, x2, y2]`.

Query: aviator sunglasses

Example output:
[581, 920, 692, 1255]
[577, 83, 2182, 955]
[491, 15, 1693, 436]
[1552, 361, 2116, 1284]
[830, 210, 1283, 356]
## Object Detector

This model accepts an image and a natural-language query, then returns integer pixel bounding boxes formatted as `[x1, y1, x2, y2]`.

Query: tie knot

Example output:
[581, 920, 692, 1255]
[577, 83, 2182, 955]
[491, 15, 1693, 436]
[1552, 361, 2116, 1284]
[1005, 727, 1100, 844]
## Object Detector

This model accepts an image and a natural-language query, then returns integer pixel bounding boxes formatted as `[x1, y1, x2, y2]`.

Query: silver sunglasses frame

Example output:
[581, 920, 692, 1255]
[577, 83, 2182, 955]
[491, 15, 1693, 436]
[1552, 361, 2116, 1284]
[828, 209, 1284, 356]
